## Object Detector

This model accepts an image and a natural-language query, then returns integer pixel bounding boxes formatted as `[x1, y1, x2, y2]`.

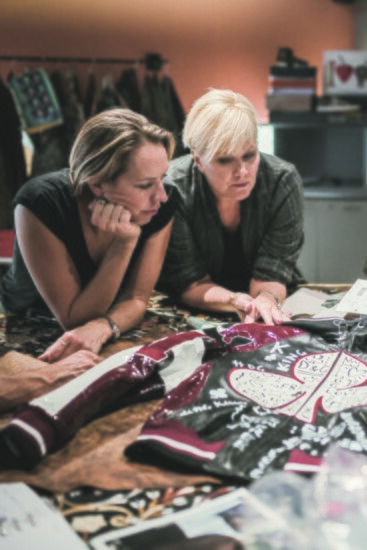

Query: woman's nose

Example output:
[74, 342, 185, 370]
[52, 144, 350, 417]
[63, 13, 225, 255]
[155, 182, 168, 203]
[234, 162, 247, 177]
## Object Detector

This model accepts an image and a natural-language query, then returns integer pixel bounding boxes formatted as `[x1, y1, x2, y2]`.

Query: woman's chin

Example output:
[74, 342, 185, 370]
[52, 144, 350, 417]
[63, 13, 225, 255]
[138, 209, 159, 224]
[133, 213, 153, 226]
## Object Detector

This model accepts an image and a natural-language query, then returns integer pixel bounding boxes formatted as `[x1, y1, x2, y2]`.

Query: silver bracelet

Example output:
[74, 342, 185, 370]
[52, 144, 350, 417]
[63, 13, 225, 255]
[103, 314, 121, 342]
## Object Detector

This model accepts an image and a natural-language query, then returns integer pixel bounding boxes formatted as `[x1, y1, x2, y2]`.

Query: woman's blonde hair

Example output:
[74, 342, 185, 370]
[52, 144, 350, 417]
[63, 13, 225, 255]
[183, 89, 258, 160]
[69, 109, 175, 196]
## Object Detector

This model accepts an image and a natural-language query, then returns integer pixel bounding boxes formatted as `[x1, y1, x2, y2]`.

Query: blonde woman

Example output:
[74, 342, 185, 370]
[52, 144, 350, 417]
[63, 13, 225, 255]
[159, 89, 305, 324]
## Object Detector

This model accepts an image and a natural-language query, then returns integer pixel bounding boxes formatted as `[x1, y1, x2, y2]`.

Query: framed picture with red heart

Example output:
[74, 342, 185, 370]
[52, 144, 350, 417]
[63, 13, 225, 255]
[323, 50, 367, 95]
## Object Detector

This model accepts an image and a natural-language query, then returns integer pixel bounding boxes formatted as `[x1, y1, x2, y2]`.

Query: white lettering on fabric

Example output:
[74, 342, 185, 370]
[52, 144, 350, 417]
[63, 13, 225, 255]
[276, 349, 306, 372]
[341, 412, 367, 450]
[228, 411, 279, 432]
[178, 404, 213, 417]
[233, 433, 255, 451]
[242, 363, 265, 372]
[301, 421, 346, 444]
[209, 388, 228, 399]
[231, 416, 280, 451]
[269, 341, 290, 355]
[250, 446, 285, 478]
[213, 400, 244, 408]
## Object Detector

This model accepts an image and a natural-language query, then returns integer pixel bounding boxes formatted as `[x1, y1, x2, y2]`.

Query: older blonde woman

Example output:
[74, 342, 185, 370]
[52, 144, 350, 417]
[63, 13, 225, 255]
[1, 109, 178, 360]
[159, 89, 305, 324]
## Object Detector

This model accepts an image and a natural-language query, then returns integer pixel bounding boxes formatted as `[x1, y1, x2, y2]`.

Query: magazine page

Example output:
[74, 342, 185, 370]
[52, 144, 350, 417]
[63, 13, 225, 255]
[0, 482, 88, 550]
[89, 488, 298, 550]
[336, 278, 367, 315]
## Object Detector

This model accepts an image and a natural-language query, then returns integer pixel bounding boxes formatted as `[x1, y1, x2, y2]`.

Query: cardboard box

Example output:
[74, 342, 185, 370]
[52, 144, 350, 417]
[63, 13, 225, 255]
[323, 50, 367, 95]
[266, 93, 314, 112]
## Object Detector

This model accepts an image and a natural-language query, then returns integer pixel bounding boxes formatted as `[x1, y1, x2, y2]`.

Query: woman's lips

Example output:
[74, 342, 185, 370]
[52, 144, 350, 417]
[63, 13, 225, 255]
[231, 182, 249, 188]
[143, 208, 159, 216]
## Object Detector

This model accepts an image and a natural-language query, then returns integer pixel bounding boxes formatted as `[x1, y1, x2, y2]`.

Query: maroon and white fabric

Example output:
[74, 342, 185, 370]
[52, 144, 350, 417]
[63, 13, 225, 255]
[126, 317, 367, 480]
[0, 329, 228, 469]
[2, 317, 367, 481]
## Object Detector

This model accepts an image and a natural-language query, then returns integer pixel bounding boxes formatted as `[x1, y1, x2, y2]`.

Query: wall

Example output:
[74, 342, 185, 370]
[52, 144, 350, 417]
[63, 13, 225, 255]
[356, 0, 367, 49]
[0, 0, 356, 121]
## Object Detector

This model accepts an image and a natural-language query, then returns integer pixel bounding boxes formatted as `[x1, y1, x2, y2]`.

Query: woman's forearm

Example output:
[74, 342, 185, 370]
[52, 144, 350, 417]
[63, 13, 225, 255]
[63, 238, 138, 328]
[180, 279, 251, 314]
[108, 296, 148, 335]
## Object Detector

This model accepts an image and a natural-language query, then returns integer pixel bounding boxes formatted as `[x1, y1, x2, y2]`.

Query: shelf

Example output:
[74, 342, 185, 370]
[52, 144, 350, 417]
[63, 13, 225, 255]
[268, 111, 367, 126]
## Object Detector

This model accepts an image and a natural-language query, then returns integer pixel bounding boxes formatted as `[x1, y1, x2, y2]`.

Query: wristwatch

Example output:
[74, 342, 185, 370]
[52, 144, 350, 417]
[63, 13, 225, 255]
[104, 314, 121, 342]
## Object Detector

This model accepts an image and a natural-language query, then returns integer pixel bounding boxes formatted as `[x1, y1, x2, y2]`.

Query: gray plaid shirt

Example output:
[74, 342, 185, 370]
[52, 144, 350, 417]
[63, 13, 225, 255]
[159, 153, 305, 297]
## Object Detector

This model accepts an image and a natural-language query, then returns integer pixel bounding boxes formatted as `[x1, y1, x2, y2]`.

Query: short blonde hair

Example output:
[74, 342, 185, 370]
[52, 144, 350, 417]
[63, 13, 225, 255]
[183, 89, 258, 160]
[69, 109, 175, 196]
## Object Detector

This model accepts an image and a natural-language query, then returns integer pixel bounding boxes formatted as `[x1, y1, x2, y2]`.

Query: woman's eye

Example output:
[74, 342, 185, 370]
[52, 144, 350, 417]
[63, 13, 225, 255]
[138, 183, 153, 190]
[243, 152, 256, 162]
[217, 157, 231, 165]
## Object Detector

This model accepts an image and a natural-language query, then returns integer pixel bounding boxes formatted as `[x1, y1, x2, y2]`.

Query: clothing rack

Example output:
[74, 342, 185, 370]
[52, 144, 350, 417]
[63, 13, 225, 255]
[0, 52, 167, 71]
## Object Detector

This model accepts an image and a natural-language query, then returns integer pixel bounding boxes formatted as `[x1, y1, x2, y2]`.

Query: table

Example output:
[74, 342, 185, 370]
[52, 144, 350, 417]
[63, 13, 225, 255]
[0, 287, 346, 542]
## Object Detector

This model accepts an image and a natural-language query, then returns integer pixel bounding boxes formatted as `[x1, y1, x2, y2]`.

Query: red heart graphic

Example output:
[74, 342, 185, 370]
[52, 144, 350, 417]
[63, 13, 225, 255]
[336, 64, 354, 83]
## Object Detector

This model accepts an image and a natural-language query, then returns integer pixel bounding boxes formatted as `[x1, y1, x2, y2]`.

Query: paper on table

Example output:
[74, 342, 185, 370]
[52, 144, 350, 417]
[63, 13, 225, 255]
[281, 287, 347, 319]
[336, 279, 367, 315]
[0, 483, 87, 550]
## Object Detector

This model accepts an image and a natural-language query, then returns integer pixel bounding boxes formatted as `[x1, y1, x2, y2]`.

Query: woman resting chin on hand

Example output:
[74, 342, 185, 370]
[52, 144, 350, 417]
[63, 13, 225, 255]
[158, 89, 305, 325]
[0, 109, 179, 361]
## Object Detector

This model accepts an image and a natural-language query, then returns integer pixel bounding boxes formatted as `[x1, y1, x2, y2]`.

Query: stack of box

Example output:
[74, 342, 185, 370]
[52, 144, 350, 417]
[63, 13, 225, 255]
[266, 65, 317, 113]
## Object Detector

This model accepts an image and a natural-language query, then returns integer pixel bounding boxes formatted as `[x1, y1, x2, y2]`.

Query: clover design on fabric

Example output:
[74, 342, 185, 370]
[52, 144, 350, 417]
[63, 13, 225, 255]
[228, 352, 367, 424]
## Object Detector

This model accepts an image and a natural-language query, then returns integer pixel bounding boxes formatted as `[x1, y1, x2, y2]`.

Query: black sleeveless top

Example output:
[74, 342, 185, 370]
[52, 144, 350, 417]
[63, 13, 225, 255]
[1, 169, 179, 313]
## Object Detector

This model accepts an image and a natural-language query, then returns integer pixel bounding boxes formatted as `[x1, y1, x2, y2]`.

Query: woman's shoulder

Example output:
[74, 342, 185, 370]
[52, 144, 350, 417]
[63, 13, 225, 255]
[259, 152, 300, 178]
[14, 169, 72, 207]
[166, 154, 203, 205]
[257, 153, 303, 193]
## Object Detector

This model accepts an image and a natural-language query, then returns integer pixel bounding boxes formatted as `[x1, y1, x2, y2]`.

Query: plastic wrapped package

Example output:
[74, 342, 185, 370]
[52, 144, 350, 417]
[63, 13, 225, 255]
[245, 445, 367, 549]
[248, 471, 321, 549]
[313, 445, 367, 550]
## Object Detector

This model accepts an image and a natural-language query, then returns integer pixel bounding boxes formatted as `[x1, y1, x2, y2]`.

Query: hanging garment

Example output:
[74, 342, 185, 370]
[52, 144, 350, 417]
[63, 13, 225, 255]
[95, 74, 129, 114]
[141, 73, 186, 157]
[8, 68, 63, 134]
[31, 71, 85, 177]
[84, 73, 97, 119]
[159, 75, 186, 157]
[52, 71, 85, 155]
[115, 67, 141, 113]
[2, 317, 367, 478]
[0, 77, 27, 229]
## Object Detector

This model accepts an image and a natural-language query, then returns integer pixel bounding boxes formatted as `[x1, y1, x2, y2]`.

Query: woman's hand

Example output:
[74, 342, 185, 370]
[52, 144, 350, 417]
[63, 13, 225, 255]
[243, 293, 290, 325]
[89, 198, 141, 242]
[51, 349, 101, 374]
[230, 292, 253, 321]
[39, 319, 111, 362]
[0, 350, 101, 412]
[231, 291, 291, 325]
